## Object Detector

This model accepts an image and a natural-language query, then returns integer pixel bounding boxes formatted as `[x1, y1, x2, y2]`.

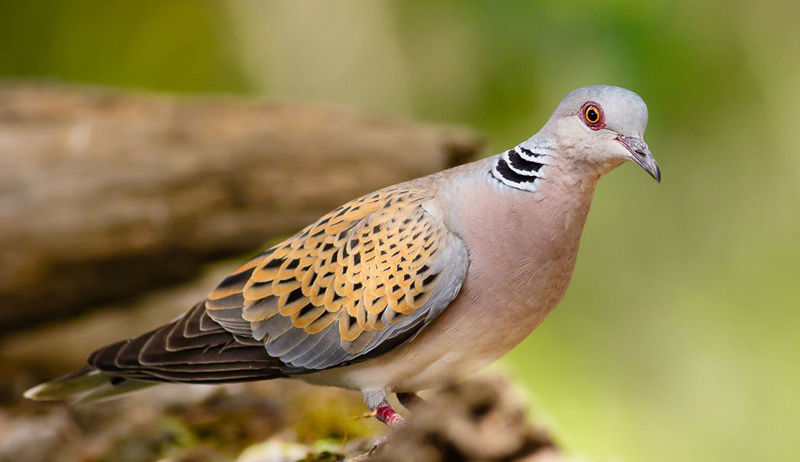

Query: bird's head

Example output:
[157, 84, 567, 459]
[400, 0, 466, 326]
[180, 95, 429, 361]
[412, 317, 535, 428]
[543, 85, 660, 182]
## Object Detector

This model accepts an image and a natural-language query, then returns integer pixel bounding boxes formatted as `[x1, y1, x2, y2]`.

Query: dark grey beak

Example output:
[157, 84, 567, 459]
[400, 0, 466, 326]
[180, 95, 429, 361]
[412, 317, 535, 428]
[617, 136, 661, 183]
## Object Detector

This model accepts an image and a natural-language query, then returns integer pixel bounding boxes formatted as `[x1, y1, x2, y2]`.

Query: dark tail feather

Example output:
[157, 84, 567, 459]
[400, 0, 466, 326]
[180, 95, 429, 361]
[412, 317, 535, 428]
[24, 367, 155, 403]
[25, 302, 286, 403]
[85, 302, 286, 384]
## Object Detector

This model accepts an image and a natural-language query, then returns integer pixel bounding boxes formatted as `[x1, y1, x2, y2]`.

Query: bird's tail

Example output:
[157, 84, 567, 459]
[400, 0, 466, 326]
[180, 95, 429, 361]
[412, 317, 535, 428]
[24, 366, 155, 403]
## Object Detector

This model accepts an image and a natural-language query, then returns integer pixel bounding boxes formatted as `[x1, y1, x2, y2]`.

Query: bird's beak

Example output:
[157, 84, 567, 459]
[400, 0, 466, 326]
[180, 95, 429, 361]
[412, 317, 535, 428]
[617, 135, 661, 183]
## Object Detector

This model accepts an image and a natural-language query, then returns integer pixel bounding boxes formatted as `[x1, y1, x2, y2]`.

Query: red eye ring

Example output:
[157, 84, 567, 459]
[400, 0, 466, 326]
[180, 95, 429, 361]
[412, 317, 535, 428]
[580, 102, 605, 130]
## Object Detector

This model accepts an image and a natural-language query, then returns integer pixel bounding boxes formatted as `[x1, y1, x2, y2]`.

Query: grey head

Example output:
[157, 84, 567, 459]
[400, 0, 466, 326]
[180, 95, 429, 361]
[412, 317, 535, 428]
[540, 85, 660, 182]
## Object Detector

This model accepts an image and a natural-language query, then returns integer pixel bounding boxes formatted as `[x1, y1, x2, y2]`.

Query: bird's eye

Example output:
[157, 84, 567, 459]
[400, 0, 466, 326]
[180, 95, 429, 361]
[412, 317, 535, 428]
[585, 106, 599, 123]
[580, 102, 604, 129]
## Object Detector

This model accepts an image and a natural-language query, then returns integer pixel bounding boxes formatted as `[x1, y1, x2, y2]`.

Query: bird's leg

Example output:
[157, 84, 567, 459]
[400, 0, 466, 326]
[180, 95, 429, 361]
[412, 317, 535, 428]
[374, 399, 405, 426]
[363, 390, 405, 427]
[365, 404, 402, 456]
[359, 390, 405, 457]
[396, 392, 425, 411]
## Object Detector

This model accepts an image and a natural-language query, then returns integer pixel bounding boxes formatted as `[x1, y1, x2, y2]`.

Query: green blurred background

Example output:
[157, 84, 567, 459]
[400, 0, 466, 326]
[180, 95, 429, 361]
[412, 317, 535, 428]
[1, 1, 798, 461]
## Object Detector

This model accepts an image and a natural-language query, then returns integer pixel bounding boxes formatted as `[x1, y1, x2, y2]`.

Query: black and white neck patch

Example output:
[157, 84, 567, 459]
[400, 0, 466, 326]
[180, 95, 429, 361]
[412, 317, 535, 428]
[490, 144, 551, 192]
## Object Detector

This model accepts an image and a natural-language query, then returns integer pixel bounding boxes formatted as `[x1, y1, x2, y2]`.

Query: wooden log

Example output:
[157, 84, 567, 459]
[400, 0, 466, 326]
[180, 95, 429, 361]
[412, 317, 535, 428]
[0, 82, 483, 332]
[372, 378, 563, 462]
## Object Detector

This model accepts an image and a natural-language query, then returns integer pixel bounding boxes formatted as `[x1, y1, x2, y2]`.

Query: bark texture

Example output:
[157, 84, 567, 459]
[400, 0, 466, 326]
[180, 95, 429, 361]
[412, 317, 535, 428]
[373, 378, 562, 462]
[0, 83, 482, 332]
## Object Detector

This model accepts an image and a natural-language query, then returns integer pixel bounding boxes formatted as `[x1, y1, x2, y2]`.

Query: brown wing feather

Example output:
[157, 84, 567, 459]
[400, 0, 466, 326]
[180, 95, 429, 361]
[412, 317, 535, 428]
[206, 183, 469, 372]
[88, 302, 287, 383]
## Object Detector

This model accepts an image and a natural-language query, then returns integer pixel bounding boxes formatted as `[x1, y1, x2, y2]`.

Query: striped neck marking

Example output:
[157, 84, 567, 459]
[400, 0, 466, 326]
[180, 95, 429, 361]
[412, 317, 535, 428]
[490, 145, 551, 192]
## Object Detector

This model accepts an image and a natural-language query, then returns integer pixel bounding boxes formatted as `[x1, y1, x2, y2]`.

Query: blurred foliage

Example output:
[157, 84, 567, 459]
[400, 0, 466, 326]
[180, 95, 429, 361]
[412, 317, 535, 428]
[1, 1, 799, 461]
[0, 1, 251, 93]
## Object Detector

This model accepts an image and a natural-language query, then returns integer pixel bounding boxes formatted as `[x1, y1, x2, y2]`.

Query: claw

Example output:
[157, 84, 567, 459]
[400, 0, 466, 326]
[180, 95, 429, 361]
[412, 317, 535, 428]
[351, 393, 405, 460]
[344, 429, 398, 461]
[356, 409, 377, 420]
[368, 429, 397, 455]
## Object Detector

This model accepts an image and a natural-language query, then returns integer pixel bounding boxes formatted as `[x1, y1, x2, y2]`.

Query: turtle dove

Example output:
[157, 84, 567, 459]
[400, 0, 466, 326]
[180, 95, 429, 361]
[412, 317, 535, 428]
[26, 85, 660, 432]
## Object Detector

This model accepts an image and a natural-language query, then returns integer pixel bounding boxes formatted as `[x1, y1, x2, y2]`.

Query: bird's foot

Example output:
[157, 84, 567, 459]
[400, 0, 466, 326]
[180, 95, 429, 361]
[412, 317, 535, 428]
[349, 394, 406, 460]
[359, 399, 404, 457]
[345, 423, 402, 461]
[367, 429, 398, 456]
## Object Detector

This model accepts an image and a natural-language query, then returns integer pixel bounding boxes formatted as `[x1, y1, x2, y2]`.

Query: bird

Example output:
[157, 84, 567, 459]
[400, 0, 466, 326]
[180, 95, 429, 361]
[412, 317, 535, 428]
[25, 85, 660, 431]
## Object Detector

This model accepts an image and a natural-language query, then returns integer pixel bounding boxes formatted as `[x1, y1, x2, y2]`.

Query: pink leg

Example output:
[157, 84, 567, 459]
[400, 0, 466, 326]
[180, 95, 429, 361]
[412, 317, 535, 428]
[366, 403, 403, 457]
[374, 399, 405, 426]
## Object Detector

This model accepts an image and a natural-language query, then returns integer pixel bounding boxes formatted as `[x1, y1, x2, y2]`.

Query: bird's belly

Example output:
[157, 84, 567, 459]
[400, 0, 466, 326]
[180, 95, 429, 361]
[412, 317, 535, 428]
[300, 255, 573, 392]
[302, 175, 589, 392]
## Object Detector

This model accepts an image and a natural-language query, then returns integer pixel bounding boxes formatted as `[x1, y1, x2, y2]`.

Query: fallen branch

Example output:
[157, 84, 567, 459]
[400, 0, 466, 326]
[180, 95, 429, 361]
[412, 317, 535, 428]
[0, 82, 483, 332]
[371, 378, 562, 462]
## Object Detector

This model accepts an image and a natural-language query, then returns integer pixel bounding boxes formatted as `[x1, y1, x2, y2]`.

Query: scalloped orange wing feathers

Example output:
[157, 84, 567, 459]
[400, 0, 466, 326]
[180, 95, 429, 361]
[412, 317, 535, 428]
[205, 184, 469, 372]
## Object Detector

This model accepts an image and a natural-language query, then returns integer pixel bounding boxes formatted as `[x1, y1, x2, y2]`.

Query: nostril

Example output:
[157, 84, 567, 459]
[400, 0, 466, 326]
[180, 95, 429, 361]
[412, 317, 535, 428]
[634, 149, 647, 157]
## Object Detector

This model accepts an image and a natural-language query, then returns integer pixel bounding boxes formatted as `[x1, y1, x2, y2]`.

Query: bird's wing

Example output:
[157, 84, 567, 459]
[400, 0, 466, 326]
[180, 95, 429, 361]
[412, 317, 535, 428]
[87, 301, 286, 383]
[205, 183, 469, 373]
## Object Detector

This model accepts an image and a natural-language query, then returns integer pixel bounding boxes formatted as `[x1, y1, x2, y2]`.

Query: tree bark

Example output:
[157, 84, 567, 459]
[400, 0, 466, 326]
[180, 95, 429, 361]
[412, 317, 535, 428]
[0, 82, 483, 333]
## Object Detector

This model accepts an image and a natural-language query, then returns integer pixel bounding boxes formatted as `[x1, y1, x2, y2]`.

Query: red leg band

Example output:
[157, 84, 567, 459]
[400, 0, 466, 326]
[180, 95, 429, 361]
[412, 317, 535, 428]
[375, 400, 405, 427]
